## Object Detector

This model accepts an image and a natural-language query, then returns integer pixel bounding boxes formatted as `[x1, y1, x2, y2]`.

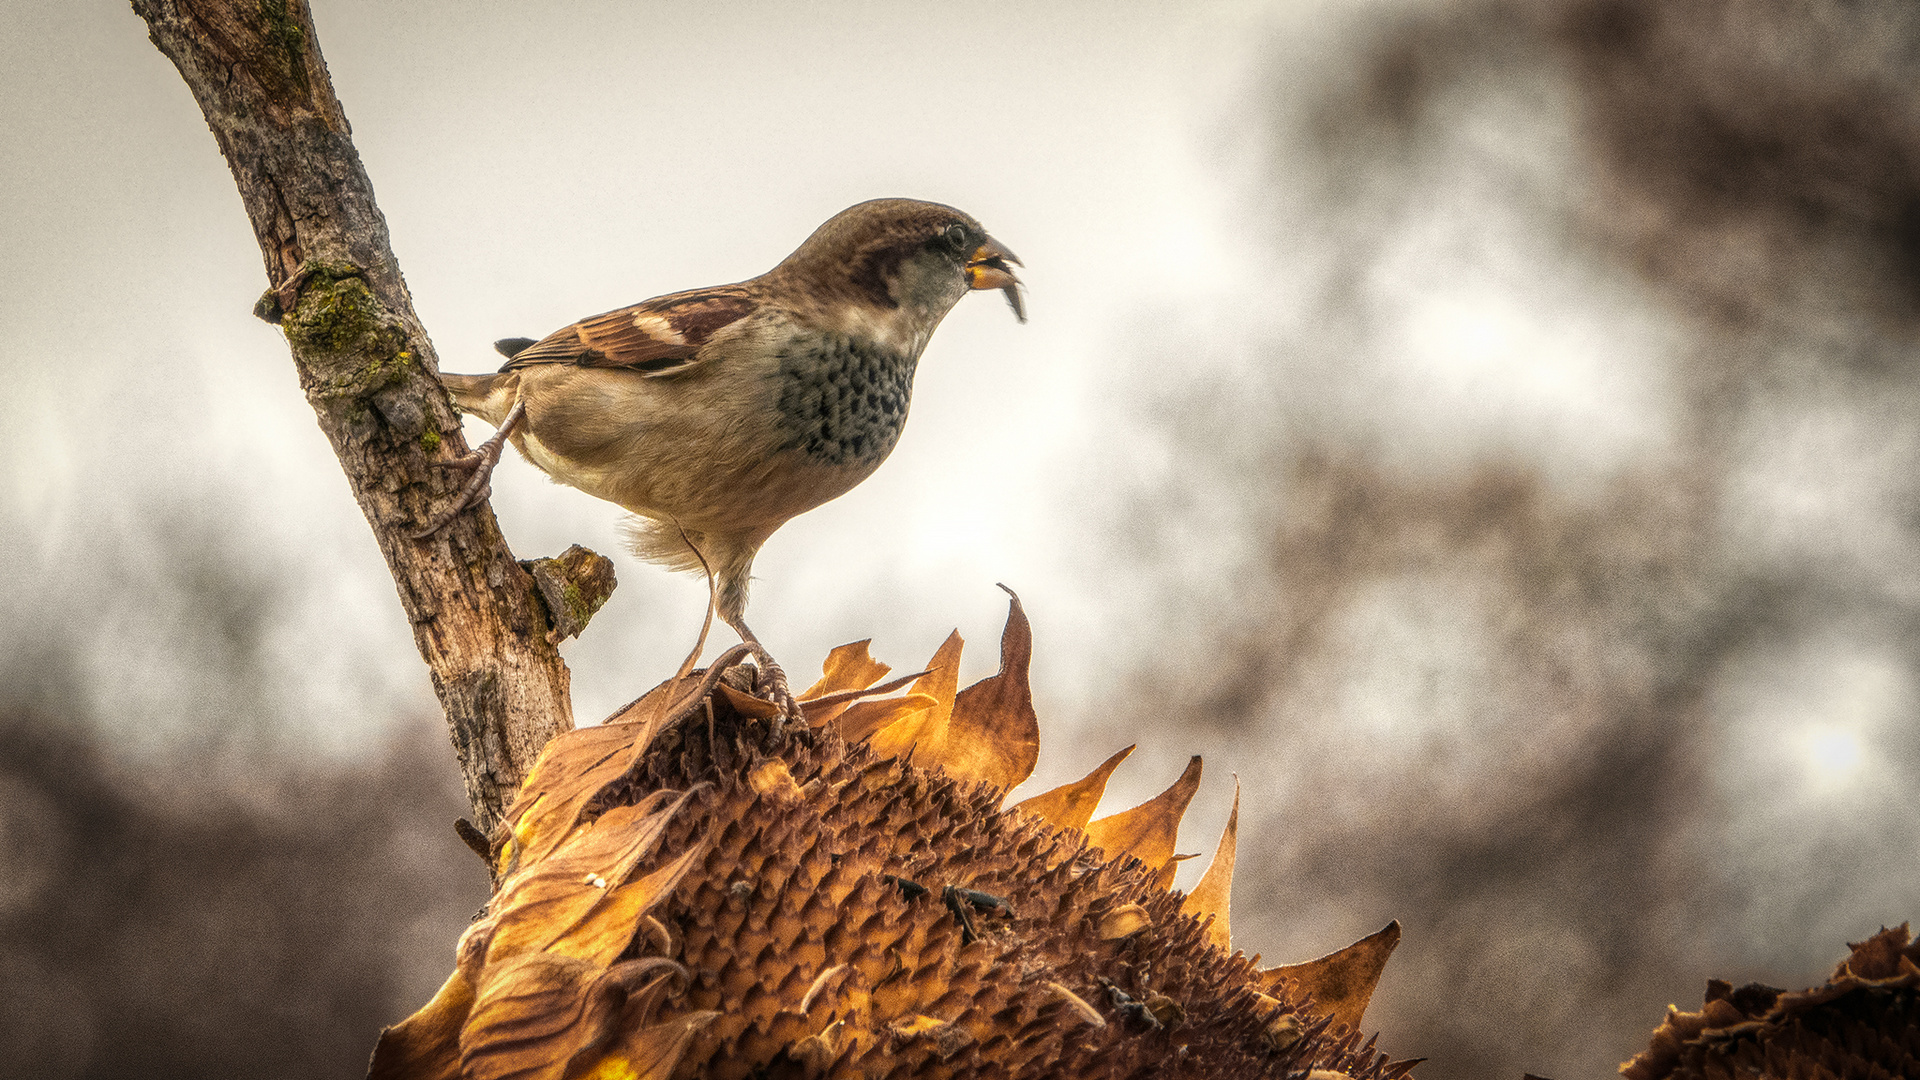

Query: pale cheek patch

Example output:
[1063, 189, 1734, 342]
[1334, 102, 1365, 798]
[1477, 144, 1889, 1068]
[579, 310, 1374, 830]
[831, 305, 920, 354]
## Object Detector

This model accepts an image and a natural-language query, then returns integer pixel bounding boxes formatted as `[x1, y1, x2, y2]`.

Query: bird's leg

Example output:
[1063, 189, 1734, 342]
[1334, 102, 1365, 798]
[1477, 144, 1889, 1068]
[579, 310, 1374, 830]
[679, 526, 795, 721]
[412, 399, 525, 538]
[724, 614, 800, 724]
[677, 582, 718, 684]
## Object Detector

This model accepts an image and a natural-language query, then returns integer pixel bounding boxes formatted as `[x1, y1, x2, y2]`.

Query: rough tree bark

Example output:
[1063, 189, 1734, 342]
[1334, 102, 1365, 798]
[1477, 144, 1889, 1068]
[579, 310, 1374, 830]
[131, 0, 611, 833]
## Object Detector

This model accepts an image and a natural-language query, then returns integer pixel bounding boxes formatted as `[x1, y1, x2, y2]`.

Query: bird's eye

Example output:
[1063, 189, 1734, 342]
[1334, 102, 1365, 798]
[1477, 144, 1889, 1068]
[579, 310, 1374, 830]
[942, 223, 970, 250]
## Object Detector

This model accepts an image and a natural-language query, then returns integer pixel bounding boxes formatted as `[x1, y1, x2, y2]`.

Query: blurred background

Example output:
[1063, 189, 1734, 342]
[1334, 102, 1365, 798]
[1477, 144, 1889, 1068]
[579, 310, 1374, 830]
[5, 1, 1918, 1077]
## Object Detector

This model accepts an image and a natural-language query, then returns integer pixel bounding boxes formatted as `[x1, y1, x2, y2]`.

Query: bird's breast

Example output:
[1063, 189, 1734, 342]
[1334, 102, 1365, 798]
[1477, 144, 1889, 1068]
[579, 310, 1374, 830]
[770, 332, 918, 469]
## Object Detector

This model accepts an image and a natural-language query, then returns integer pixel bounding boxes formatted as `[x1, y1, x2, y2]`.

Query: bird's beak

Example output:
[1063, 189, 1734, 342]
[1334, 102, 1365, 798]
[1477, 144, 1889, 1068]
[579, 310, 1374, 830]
[965, 236, 1026, 323]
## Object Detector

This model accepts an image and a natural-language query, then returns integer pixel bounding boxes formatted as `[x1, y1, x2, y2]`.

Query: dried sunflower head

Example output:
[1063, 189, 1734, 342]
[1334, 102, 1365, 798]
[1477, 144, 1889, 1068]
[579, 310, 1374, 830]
[1619, 922, 1920, 1080]
[371, 592, 1418, 1079]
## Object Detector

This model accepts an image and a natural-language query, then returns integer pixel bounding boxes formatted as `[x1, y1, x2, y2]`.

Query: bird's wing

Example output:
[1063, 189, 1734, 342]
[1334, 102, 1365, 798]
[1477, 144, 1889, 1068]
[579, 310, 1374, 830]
[499, 284, 759, 376]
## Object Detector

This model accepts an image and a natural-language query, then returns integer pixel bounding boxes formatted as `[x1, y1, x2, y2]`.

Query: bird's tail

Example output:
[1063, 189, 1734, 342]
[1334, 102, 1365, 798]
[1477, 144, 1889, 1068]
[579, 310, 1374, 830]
[618, 515, 711, 575]
[619, 515, 756, 624]
[438, 371, 518, 428]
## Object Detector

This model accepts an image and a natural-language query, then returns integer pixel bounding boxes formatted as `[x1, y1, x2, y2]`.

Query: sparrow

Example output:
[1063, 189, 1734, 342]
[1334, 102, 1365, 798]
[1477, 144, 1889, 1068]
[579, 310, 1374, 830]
[419, 198, 1025, 715]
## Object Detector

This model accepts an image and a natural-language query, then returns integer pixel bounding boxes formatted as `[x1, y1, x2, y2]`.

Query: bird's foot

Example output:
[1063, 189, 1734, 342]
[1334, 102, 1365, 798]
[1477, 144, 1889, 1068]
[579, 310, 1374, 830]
[412, 400, 524, 538]
[747, 646, 801, 728]
[726, 620, 800, 725]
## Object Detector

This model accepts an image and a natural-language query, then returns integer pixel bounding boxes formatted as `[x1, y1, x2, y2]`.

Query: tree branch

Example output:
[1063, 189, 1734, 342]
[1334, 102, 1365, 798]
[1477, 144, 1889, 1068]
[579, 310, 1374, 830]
[131, 0, 595, 832]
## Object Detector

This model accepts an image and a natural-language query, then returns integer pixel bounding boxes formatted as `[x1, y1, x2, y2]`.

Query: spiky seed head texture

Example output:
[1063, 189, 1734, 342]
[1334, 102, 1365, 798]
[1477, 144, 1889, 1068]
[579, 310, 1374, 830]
[1619, 922, 1920, 1080]
[369, 594, 1416, 1080]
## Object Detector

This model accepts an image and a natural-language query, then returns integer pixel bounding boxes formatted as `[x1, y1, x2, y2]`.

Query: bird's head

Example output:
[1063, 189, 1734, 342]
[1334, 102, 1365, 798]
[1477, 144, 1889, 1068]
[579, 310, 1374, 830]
[775, 198, 1025, 349]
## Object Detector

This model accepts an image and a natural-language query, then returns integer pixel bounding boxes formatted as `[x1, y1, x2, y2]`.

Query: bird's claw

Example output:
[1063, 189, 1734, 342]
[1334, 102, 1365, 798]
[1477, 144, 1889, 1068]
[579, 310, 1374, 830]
[411, 399, 523, 539]
[760, 663, 802, 728]
[410, 466, 496, 538]
[434, 450, 488, 474]
[740, 642, 801, 726]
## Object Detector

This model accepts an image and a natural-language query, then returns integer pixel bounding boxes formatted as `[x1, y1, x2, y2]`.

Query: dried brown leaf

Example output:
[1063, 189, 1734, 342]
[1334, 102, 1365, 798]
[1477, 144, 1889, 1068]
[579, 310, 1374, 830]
[799, 640, 892, 701]
[713, 681, 783, 720]
[577, 1010, 718, 1080]
[1083, 755, 1203, 873]
[372, 913, 494, 1079]
[367, 967, 474, 1080]
[835, 693, 941, 747]
[1010, 744, 1135, 832]
[1181, 777, 1239, 952]
[942, 587, 1041, 790]
[797, 672, 925, 730]
[843, 630, 962, 748]
[457, 953, 628, 1080]
[635, 915, 672, 956]
[850, 595, 1043, 791]
[1152, 851, 1198, 892]
[506, 650, 745, 873]
[487, 790, 693, 966]
[548, 843, 706, 964]
[503, 724, 643, 872]
[798, 639, 891, 729]
[1260, 921, 1402, 1034]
